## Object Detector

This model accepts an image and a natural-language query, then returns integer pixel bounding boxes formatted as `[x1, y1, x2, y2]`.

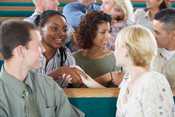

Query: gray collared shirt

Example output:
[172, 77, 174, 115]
[0, 68, 84, 117]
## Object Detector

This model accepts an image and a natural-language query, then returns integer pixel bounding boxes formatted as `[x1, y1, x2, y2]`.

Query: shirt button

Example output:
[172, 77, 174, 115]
[159, 106, 162, 109]
[160, 112, 163, 115]
[162, 88, 166, 92]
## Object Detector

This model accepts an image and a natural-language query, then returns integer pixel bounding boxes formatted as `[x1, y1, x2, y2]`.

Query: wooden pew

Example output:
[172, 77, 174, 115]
[65, 88, 119, 97]
[65, 88, 175, 117]
[65, 88, 118, 117]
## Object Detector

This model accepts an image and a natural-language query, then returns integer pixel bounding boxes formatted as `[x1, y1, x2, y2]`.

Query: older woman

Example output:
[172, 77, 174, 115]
[24, 0, 59, 24]
[74, 11, 122, 87]
[115, 25, 174, 116]
[101, 0, 134, 22]
[101, 0, 134, 50]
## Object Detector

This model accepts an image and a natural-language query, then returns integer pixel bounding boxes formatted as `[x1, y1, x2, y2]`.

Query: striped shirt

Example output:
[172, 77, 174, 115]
[38, 48, 75, 75]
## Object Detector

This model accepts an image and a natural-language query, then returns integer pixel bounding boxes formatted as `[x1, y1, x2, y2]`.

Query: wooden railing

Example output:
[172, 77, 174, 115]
[64, 88, 175, 117]
[65, 88, 175, 98]
[65, 88, 119, 97]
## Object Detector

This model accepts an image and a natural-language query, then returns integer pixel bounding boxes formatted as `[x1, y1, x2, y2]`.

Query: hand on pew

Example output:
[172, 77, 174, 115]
[110, 71, 124, 86]
[94, 71, 124, 86]
[48, 65, 119, 88]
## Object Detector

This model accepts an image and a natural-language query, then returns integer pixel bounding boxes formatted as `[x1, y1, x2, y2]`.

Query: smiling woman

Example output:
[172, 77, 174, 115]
[36, 10, 83, 88]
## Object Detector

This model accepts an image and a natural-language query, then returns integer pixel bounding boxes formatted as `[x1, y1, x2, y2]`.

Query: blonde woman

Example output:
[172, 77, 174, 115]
[101, 0, 134, 22]
[101, 0, 134, 50]
[115, 25, 174, 116]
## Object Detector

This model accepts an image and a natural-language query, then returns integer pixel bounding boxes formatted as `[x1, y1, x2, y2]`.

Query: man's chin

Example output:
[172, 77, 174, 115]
[32, 64, 41, 70]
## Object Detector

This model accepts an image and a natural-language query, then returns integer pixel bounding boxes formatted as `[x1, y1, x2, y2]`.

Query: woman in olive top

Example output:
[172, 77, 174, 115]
[74, 11, 122, 87]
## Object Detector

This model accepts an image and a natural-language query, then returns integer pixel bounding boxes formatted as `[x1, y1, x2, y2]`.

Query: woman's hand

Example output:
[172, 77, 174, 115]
[110, 71, 124, 86]
[95, 71, 124, 86]
[48, 66, 83, 87]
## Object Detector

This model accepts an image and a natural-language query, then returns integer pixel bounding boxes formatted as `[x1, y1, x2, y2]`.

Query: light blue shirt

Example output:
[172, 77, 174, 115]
[63, 2, 100, 29]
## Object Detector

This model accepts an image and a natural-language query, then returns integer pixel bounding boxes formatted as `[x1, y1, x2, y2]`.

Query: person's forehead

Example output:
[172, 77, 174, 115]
[98, 22, 110, 27]
[153, 20, 170, 35]
[153, 20, 164, 29]
[46, 15, 66, 25]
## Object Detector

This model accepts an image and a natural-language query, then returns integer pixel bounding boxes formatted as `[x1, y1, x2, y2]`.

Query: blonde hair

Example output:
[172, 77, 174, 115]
[116, 25, 157, 67]
[113, 0, 134, 20]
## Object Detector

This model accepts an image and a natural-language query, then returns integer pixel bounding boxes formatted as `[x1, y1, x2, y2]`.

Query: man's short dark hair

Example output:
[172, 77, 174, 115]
[154, 8, 175, 31]
[0, 20, 37, 60]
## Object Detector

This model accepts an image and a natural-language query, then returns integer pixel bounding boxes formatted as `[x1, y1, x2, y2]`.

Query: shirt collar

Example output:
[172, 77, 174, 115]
[0, 65, 34, 97]
[159, 48, 175, 60]
[144, 10, 149, 18]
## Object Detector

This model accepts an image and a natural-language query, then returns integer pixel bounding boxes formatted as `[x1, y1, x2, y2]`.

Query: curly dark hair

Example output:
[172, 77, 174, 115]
[75, 11, 112, 49]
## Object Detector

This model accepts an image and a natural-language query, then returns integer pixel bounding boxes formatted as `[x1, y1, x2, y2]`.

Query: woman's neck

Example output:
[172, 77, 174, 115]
[83, 46, 110, 59]
[42, 41, 57, 61]
[127, 65, 148, 82]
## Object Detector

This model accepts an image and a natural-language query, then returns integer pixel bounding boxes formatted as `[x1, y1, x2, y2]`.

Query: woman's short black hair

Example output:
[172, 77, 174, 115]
[75, 11, 112, 49]
[36, 10, 66, 27]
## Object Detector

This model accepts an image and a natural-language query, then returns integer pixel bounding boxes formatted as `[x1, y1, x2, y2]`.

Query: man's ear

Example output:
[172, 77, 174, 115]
[13, 45, 26, 58]
[168, 30, 175, 49]
[171, 30, 175, 41]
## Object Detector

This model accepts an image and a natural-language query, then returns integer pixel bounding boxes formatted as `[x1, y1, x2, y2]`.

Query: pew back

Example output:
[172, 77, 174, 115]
[65, 88, 175, 117]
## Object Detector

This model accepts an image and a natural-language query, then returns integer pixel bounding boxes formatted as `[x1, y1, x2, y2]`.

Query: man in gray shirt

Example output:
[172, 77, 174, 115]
[0, 20, 84, 117]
